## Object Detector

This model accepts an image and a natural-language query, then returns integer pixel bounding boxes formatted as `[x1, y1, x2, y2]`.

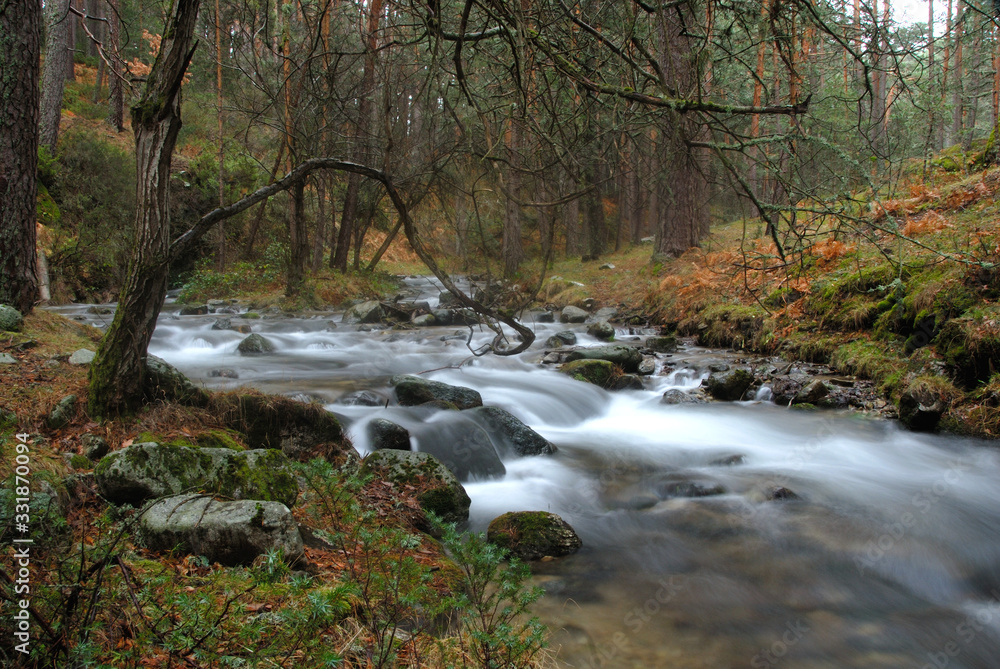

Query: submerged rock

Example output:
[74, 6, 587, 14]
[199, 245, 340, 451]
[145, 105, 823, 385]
[466, 406, 555, 457]
[140, 494, 303, 566]
[95, 443, 299, 507]
[392, 375, 483, 410]
[487, 511, 582, 560]
[367, 419, 411, 451]
[360, 449, 471, 523]
[336, 390, 385, 407]
[703, 368, 754, 401]
[564, 344, 643, 373]
[237, 333, 275, 356]
[416, 418, 506, 480]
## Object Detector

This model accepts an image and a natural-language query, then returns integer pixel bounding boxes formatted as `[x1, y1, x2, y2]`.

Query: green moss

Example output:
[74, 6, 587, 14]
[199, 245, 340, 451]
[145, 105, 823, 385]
[560, 359, 616, 388]
[195, 429, 246, 450]
[70, 454, 91, 469]
[936, 317, 1000, 389]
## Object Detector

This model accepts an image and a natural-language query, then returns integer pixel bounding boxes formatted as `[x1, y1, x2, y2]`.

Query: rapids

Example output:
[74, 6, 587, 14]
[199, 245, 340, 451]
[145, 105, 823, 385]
[50, 277, 1000, 668]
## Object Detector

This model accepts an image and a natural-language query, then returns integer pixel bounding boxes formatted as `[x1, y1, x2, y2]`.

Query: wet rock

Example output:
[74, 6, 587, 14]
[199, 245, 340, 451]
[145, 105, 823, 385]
[360, 450, 471, 523]
[0, 305, 23, 331]
[560, 359, 616, 388]
[661, 389, 702, 405]
[710, 454, 746, 466]
[548, 331, 577, 348]
[765, 486, 800, 501]
[646, 335, 678, 353]
[336, 390, 384, 407]
[431, 309, 454, 325]
[438, 291, 459, 307]
[0, 353, 16, 364]
[209, 368, 239, 379]
[594, 306, 618, 321]
[82, 434, 109, 461]
[466, 406, 555, 457]
[392, 375, 483, 410]
[344, 300, 383, 324]
[179, 304, 209, 316]
[144, 355, 210, 407]
[411, 313, 437, 327]
[768, 376, 803, 406]
[656, 478, 726, 499]
[212, 317, 233, 330]
[487, 511, 582, 561]
[610, 374, 643, 391]
[575, 297, 598, 311]
[452, 309, 482, 326]
[541, 352, 561, 364]
[793, 379, 829, 405]
[140, 494, 303, 567]
[48, 395, 77, 429]
[587, 321, 615, 341]
[898, 381, 948, 432]
[95, 443, 299, 507]
[564, 344, 643, 373]
[703, 369, 754, 401]
[367, 419, 411, 451]
[560, 306, 588, 323]
[535, 310, 555, 323]
[638, 357, 656, 375]
[708, 362, 730, 373]
[68, 348, 95, 365]
[417, 418, 506, 480]
[237, 333, 275, 356]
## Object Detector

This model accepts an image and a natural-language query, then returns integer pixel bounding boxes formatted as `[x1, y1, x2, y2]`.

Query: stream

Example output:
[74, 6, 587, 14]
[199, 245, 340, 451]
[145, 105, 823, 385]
[51, 277, 1000, 668]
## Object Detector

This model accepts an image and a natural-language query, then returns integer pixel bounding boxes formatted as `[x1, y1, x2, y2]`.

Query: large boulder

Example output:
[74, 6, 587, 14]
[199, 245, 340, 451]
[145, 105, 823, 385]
[237, 333, 275, 356]
[703, 369, 754, 401]
[392, 375, 483, 410]
[344, 300, 383, 324]
[416, 418, 506, 480]
[0, 305, 24, 332]
[360, 450, 471, 523]
[560, 306, 588, 323]
[140, 494, 303, 566]
[68, 349, 96, 365]
[487, 511, 582, 561]
[367, 418, 411, 451]
[586, 321, 615, 341]
[144, 355, 210, 407]
[95, 443, 299, 507]
[646, 335, 678, 353]
[465, 406, 555, 457]
[564, 345, 643, 373]
[560, 359, 616, 389]
[898, 378, 952, 432]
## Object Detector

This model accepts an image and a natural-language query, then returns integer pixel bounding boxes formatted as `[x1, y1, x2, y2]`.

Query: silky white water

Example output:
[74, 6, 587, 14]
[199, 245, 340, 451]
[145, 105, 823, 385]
[50, 278, 1000, 668]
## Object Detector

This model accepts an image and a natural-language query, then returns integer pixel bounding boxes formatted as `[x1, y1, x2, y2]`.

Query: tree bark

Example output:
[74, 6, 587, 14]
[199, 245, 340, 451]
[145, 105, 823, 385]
[105, 0, 124, 130]
[40, 0, 72, 153]
[502, 115, 523, 277]
[285, 179, 307, 296]
[88, 0, 199, 416]
[0, 0, 41, 314]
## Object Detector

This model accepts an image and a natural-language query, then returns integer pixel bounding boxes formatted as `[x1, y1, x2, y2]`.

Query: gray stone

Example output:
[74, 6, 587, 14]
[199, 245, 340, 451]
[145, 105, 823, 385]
[237, 333, 275, 356]
[0, 305, 23, 332]
[0, 353, 16, 364]
[86, 305, 113, 316]
[367, 419, 411, 451]
[646, 335, 678, 353]
[594, 307, 618, 321]
[412, 313, 437, 327]
[179, 305, 209, 316]
[466, 406, 555, 457]
[416, 418, 506, 480]
[768, 376, 803, 406]
[610, 374, 643, 391]
[560, 306, 588, 323]
[793, 379, 829, 405]
[638, 357, 656, 375]
[337, 390, 384, 407]
[140, 494, 304, 566]
[547, 331, 577, 348]
[564, 345, 643, 373]
[82, 434, 110, 461]
[560, 359, 616, 388]
[392, 375, 483, 410]
[487, 511, 582, 561]
[599, 263, 615, 270]
[661, 389, 702, 405]
[535, 311, 555, 323]
[431, 309, 454, 325]
[360, 449, 471, 523]
[95, 443, 299, 507]
[586, 321, 615, 341]
[145, 355, 210, 407]
[212, 318, 233, 331]
[703, 369, 754, 401]
[344, 300, 383, 324]
[209, 368, 239, 379]
[48, 395, 77, 429]
[68, 349, 96, 365]
[541, 352, 561, 364]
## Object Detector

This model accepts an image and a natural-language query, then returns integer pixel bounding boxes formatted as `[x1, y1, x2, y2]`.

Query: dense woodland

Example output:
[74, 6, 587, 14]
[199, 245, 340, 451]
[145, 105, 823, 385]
[4, 0, 1000, 666]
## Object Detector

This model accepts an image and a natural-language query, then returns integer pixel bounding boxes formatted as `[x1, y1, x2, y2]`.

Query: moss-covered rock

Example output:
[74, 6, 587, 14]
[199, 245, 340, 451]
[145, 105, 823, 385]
[360, 450, 471, 523]
[936, 317, 1000, 389]
[140, 494, 303, 566]
[560, 359, 616, 389]
[563, 344, 643, 372]
[94, 442, 299, 507]
[646, 335, 677, 353]
[367, 418, 411, 451]
[703, 369, 754, 401]
[237, 333, 275, 356]
[209, 391, 350, 461]
[487, 511, 582, 561]
[48, 394, 77, 428]
[0, 305, 23, 332]
[144, 354, 210, 407]
[897, 376, 958, 432]
[586, 321, 615, 341]
[391, 375, 483, 410]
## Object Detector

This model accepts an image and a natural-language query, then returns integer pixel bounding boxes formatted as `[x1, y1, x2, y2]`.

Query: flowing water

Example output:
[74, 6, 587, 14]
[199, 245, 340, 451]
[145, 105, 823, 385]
[52, 278, 1000, 668]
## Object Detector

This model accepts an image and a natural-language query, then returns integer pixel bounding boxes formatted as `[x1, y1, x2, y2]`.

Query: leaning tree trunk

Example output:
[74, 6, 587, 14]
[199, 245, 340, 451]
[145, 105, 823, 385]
[88, 0, 199, 417]
[40, 0, 72, 152]
[0, 0, 41, 314]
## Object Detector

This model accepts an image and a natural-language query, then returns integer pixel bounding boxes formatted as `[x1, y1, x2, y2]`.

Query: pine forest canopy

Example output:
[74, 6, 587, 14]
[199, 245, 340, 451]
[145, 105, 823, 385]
[2, 0, 1000, 413]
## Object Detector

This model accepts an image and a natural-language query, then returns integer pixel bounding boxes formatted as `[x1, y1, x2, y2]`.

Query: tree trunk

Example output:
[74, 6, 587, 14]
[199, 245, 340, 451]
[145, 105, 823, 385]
[105, 0, 124, 130]
[0, 0, 41, 314]
[312, 177, 326, 271]
[564, 194, 579, 256]
[582, 163, 604, 261]
[66, 0, 76, 81]
[951, 1, 964, 147]
[88, 0, 199, 417]
[285, 179, 307, 296]
[40, 0, 72, 153]
[502, 116, 523, 277]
